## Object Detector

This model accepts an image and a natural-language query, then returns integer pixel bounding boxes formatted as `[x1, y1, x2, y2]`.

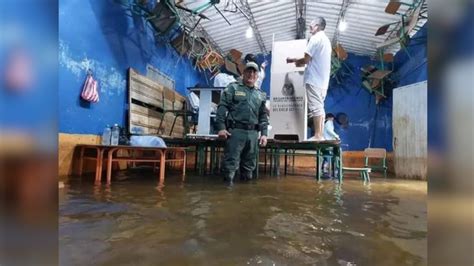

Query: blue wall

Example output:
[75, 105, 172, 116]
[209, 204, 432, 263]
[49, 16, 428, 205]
[325, 54, 393, 151]
[394, 25, 427, 86]
[0, 1, 57, 132]
[59, 0, 206, 135]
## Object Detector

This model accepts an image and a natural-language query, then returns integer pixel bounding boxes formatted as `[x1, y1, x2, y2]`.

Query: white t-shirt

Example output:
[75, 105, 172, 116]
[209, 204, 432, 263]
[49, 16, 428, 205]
[323, 120, 339, 140]
[303, 31, 332, 90]
[213, 73, 236, 88]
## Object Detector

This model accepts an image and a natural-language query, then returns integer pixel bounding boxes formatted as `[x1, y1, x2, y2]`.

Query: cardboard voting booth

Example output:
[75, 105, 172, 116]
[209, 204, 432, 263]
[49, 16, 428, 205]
[269, 39, 308, 141]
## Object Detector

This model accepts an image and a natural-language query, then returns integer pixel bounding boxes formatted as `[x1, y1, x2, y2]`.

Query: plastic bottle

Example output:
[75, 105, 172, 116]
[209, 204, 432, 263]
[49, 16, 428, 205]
[101, 125, 111, 145]
[111, 124, 120, 146]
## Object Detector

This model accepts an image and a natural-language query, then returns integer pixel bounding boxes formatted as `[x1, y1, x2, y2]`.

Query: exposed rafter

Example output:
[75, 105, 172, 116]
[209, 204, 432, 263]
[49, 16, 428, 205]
[176, 5, 224, 54]
[239, 0, 268, 54]
[295, 0, 307, 39]
[332, 0, 351, 46]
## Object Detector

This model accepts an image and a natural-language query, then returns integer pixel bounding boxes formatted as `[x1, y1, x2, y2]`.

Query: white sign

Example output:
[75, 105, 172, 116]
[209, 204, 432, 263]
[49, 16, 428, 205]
[269, 40, 308, 141]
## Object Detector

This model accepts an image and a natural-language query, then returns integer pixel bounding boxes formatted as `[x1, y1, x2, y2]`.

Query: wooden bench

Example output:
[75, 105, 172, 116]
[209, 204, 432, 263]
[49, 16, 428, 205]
[76, 144, 186, 184]
[342, 167, 371, 182]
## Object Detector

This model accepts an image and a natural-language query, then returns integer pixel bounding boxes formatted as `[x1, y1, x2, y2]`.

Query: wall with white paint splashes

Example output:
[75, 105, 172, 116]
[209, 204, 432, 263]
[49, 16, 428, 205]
[59, 0, 206, 135]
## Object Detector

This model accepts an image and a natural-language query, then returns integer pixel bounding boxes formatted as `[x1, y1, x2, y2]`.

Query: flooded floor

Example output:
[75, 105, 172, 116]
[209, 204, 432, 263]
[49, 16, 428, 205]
[59, 173, 427, 265]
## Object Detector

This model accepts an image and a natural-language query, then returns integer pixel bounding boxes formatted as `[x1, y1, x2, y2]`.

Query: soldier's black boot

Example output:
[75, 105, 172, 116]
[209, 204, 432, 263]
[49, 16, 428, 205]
[223, 171, 235, 186]
[240, 172, 253, 182]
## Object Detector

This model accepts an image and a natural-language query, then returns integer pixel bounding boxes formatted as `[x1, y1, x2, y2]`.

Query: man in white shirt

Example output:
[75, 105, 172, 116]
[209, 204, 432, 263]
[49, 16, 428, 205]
[287, 17, 332, 141]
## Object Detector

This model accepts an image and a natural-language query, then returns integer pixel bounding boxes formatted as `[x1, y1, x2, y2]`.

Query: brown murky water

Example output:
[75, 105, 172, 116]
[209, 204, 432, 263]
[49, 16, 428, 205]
[59, 174, 426, 265]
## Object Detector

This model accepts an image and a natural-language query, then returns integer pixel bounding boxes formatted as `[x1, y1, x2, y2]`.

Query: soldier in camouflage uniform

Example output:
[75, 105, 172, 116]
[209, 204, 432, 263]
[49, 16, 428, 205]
[216, 61, 269, 183]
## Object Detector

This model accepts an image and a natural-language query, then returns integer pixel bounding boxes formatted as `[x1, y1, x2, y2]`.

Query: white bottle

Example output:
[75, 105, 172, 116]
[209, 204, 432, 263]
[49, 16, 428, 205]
[111, 124, 120, 146]
[101, 125, 111, 145]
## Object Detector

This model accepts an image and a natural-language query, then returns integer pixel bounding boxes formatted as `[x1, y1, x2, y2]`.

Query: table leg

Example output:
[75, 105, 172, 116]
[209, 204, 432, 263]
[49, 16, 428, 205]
[159, 150, 166, 183]
[182, 150, 186, 181]
[337, 147, 343, 183]
[269, 148, 273, 175]
[292, 149, 296, 173]
[78, 146, 85, 176]
[96, 148, 106, 184]
[106, 148, 116, 184]
[255, 146, 259, 179]
[316, 148, 321, 181]
[210, 143, 215, 174]
[264, 147, 267, 174]
[275, 148, 280, 176]
[198, 144, 204, 175]
[194, 145, 198, 171]
[95, 148, 103, 183]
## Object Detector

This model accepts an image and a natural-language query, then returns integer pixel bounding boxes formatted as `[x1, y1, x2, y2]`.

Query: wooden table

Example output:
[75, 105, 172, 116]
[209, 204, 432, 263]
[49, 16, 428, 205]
[76, 144, 186, 184]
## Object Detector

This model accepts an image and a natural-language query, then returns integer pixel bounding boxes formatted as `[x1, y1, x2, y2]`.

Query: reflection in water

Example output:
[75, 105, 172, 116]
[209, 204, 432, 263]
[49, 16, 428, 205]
[59, 175, 426, 265]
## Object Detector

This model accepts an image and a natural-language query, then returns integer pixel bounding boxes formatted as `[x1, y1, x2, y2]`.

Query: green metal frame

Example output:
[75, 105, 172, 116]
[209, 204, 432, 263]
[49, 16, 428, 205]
[265, 142, 343, 183]
[364, 155, 387, 178]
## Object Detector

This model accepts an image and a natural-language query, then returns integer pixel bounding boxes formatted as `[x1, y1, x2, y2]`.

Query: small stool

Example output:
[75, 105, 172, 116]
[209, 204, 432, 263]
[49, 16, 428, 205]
[342, 167, 371, 182]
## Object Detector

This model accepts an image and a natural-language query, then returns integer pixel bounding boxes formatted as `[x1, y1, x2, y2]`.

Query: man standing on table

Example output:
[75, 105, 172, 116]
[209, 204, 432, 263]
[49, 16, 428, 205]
[216, 61, 269, 184]
[286, 17, 332, 142]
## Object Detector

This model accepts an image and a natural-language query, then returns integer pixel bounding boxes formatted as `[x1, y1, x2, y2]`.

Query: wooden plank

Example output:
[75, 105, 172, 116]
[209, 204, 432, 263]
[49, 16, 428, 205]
[163, 87, 175, 100]
[129, 68, 186, 138]
[385, 0, 402, 14]
[130, 78, 163, 101]
[130, 69, 164, 93]
[130, 112, 162, 128]
[225, 58, 239, 76]
[369, 70, 392, 80]
[164, 99, 173, 110]
[130, 103, 162, 119]
[228, 49, 242, 63]
[364, 148, 386, 158]
[130, 91, 162, 108]
[334, 44, 348, 60]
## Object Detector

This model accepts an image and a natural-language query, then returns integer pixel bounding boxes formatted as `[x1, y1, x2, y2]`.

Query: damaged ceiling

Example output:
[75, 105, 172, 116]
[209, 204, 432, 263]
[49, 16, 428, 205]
[180, 0, 427, 57]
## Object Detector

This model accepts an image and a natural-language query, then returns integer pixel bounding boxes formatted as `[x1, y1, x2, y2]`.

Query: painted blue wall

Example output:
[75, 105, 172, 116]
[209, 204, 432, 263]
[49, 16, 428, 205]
[0, 1, 57, 132]
[59, 0, 207, 135]
[325, 54, 393, 151]
[394, 25, 428, 86]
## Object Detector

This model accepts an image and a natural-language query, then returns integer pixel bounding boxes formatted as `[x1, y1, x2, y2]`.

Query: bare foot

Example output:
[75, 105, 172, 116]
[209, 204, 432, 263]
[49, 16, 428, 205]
[304, 136, 325, 142]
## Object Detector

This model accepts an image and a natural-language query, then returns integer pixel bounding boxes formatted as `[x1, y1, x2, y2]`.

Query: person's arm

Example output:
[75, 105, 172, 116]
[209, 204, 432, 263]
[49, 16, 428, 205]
[258, 97, 269, 146]
[326, 121, 340, 140]
[286, 36, 318, 67]
[216, 86, 234, 139]
[286, 53, 311, 67]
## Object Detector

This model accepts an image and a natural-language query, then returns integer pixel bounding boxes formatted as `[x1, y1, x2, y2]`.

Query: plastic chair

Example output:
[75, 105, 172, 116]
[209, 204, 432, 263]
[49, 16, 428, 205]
[364, 148, 388, 178]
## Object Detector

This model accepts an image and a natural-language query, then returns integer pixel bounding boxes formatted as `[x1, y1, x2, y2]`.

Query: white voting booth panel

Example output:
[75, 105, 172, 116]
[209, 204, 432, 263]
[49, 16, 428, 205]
[188, 87, 224, 137]
[269, 39, 308, 141]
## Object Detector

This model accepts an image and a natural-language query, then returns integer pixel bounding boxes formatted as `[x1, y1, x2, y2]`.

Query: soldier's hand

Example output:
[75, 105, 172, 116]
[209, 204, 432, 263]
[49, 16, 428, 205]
[218, 129, 231, 139]
[259, 135, 267, 147]
[286, 57, 294, 64]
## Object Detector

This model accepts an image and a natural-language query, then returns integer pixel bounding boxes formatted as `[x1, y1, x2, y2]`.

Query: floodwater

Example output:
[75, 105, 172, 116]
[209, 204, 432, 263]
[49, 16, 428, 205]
[59, 173, 427, 265]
